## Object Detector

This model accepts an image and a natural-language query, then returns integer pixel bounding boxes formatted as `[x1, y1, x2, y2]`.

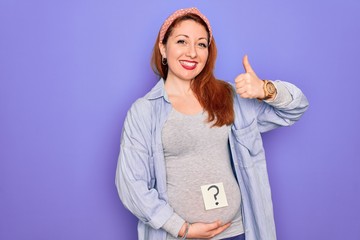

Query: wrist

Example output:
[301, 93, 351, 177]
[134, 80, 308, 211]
[178, 222, 191, 239]
[258, 80, 277, 100]
[178, 223, 187, 237]
[259, 80, 266, 99]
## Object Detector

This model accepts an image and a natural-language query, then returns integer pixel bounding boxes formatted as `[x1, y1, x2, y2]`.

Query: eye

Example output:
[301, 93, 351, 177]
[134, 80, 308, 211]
[176, 39, 186, 44]
[198, 43, 208, 48]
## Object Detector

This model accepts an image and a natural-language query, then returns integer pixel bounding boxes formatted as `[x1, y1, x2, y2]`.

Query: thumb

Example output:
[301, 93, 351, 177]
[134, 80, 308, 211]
[243, 55, 254, 73]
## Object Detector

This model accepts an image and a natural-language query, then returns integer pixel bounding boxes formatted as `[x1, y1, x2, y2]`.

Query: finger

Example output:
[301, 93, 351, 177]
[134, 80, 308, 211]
[243, 55, 254, 73]
[239, 93, 251, 99]
[205, 220, 222, 231]
[237, 88, 252, 98]
[211, 222, 232, 236]
[220, 222, 231, 230]
[236, 74, 253, 88]
[235, 80, 246, 90]
[236, 87, 246, 96]
[235, 74, 250, 88]
[234, 73, 246, 83]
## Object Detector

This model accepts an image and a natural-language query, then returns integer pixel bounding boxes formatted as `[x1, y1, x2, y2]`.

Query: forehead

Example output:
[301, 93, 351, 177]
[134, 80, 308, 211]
[171, 19, 208, 37]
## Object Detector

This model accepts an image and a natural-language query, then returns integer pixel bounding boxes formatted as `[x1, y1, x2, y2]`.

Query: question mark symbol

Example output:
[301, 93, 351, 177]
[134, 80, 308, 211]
[207, 185, 220, 205]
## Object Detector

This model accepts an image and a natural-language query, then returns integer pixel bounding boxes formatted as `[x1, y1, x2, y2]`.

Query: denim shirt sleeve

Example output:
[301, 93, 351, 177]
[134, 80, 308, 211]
[115, 98, 174, 230]
[254, 80, 309, 133]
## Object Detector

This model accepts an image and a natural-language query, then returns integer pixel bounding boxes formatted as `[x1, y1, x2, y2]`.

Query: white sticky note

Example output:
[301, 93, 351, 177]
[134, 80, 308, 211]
[201, 182, 228, 210]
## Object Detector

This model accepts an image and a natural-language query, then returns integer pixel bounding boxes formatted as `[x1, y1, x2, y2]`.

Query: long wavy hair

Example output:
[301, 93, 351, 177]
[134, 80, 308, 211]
[151, 13, 234, 127]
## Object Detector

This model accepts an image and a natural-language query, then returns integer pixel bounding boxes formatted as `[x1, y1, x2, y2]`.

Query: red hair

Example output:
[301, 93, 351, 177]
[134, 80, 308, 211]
[151, 14, 234, 127]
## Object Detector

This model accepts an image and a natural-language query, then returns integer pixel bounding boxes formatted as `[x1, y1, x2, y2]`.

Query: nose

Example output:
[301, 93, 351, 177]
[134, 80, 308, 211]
[186, 44, 197, 58]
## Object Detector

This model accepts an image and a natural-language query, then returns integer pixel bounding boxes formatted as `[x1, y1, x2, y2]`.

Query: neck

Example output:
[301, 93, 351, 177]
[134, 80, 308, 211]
[164, 77, 194, 97]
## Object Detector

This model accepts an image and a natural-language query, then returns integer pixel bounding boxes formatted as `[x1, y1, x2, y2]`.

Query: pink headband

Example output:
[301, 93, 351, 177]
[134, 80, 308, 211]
[159, 7, 212, 45]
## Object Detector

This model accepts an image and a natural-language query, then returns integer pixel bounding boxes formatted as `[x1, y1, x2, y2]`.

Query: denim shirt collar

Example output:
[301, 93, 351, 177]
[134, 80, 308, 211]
[145, 78, 170, 103]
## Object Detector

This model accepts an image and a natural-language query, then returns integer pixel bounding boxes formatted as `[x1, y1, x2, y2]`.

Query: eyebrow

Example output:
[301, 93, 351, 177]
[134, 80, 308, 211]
[175, 34, 208, 41]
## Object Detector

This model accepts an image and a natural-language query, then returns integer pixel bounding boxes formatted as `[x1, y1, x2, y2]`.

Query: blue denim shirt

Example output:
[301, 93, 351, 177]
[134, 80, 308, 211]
[116, 79, 309, 240]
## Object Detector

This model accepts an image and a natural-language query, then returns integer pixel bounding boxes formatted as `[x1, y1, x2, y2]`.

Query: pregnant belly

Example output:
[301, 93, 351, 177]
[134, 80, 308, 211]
[167, 176, 241, 224]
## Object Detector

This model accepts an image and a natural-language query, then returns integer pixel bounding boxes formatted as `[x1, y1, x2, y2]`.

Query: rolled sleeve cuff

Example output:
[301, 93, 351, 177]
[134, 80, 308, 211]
[161, 212, 186, 238]
[148, 203, 175, 230]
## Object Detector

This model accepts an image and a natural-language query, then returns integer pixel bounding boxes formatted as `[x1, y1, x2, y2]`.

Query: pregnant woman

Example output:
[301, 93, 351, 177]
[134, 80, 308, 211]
[116, 7, 309, 240]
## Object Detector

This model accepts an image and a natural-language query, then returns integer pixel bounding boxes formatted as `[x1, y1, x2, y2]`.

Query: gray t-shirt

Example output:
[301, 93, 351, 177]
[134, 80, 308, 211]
[162, 109, 244, 239]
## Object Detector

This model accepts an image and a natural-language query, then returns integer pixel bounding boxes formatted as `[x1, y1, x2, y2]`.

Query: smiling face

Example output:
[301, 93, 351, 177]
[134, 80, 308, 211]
[159, 20, 209, 82]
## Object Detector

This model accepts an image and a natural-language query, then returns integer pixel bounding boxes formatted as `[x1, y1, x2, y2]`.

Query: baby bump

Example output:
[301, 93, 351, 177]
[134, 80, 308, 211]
[167, 176, 241, 223]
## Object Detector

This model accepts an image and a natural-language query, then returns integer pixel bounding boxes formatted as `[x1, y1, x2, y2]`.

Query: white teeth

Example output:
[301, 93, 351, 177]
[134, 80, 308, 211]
[180, 61, 196, 67]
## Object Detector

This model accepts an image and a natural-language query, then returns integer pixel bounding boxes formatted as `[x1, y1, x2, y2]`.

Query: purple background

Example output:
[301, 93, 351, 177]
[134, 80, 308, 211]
[1, 0, 359, 239]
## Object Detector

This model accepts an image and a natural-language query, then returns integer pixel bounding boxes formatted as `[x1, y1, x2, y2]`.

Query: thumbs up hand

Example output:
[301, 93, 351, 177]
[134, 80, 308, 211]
[235, 55, 265, 99]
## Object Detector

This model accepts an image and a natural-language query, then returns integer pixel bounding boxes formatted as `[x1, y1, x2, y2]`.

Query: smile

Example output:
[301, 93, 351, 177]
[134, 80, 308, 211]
[180, 60, 197, 70]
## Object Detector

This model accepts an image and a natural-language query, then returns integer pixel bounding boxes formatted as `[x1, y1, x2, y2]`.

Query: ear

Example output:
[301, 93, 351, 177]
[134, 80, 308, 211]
[159, 42, 166, 58]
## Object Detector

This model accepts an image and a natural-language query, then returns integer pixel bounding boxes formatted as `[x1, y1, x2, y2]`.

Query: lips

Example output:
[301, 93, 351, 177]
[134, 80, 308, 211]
[180, 60, 197, 70]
